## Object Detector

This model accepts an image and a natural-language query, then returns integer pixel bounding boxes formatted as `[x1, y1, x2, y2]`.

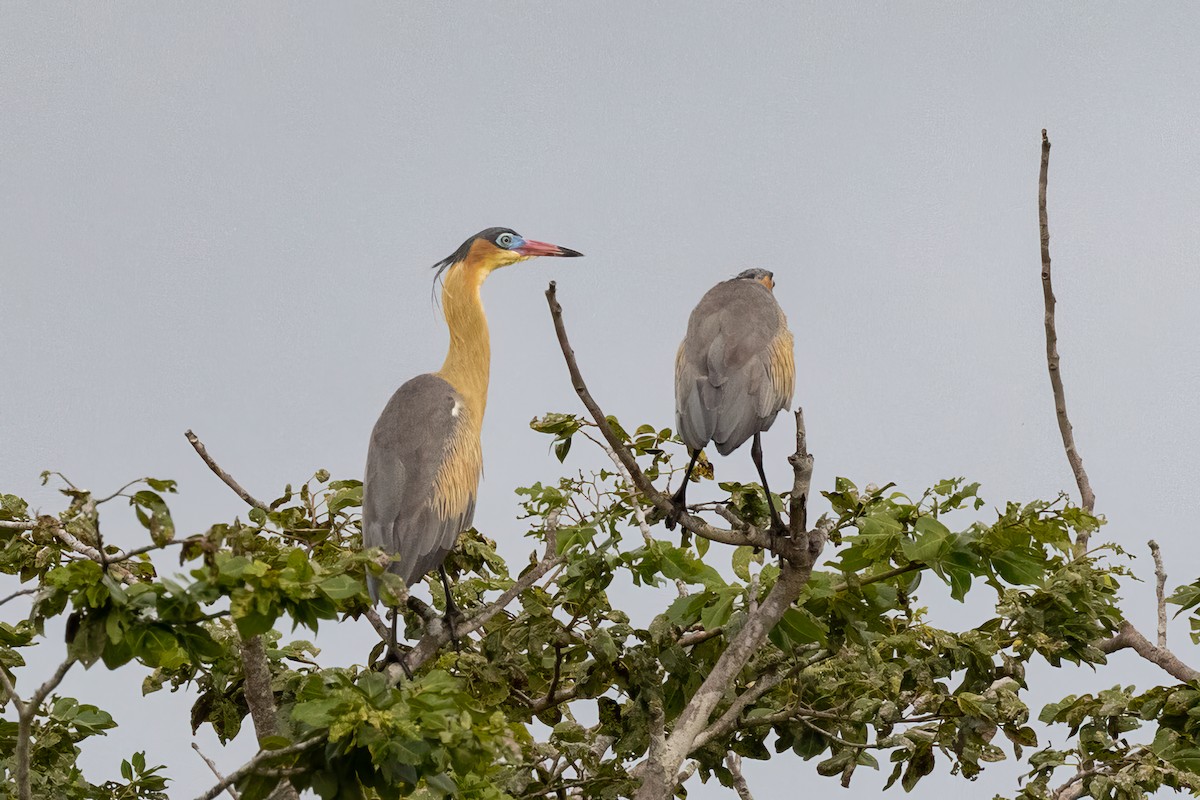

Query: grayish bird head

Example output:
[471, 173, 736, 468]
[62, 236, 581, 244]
[731, 268, 776, 290]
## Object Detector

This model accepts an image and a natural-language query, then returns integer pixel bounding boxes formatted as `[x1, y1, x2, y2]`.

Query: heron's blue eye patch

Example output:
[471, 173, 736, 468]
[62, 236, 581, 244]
[496, 232, 519, 248]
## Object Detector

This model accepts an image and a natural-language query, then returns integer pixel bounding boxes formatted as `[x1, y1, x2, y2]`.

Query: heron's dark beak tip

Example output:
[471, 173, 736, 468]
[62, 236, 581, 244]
[558, 247, 584, 258]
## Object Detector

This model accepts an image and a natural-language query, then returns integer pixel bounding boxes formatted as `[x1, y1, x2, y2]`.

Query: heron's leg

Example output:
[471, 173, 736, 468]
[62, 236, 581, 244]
[751, 432, 786, 541]
[376, 606, 413, 679]
[666, 449, 702, 531]
[438, 565, 463, 652]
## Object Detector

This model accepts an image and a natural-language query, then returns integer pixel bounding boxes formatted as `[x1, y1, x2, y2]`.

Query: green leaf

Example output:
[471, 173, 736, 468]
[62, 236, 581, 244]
[319, 574, 364, 601]
[992, 547, 1046, 586]
[769, 607, 828, 648]
[700, 589, 736, 630]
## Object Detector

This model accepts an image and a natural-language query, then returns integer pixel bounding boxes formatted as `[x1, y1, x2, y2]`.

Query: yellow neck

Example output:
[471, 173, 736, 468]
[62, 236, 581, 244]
[436, 261, 490, 424]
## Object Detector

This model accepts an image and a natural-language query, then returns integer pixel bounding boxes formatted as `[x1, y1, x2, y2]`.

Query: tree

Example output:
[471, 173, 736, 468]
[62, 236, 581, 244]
[3, 133, 1199, 800]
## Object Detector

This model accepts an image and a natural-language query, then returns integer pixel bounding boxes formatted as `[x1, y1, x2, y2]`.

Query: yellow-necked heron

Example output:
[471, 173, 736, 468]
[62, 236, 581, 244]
[364, 227, 582, 648]
[669, 268, 795, 534]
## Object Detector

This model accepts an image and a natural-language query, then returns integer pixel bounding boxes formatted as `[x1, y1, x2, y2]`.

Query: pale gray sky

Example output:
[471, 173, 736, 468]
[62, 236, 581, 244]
[3, 3, 1199, 797]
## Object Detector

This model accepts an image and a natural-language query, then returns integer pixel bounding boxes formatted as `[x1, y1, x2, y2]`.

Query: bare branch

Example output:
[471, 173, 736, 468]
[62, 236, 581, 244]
[787, 409, 813, 536]
[725, 752, 756, 800]
[0, 587, 38, 608]
[1150, 539, 1167, 648]
[1098, 621, 1200, 683]
[1038, 130, 1096, 549]
[0, 520, 36, 530]
[192, 743, 240, 800]
[1033, 134, 1199, 683]
[190, 736, 322, 800]
[185, 429, 269, 511]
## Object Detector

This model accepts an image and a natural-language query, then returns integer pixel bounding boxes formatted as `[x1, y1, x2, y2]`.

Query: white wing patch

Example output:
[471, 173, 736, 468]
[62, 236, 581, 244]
[451, 398, 463, 418]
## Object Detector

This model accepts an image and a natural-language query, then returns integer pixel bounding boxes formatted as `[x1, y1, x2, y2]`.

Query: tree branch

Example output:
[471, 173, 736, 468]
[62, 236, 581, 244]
[183, 430, 297, 799]
[185, 429, 270, 511]
[1097, 621, 1200, 683]
[192, 743, 240, 800]
[1149, 539, 1167, 648]
[0, 520, 36, 530]
[190, 736, 322, 800]
[395, 528, 566, 678]
[0, 587, 38, 608]
[1034, 133, 1199, 686]
[9, 657, 75, 800]
[1038, 130, 1096, 548]
[725, 752, 756, 800]
[633, 532, 826, 800]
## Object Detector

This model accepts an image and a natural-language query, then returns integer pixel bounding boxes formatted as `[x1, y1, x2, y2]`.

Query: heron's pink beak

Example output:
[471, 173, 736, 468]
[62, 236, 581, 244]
[515, 239, 583, 258]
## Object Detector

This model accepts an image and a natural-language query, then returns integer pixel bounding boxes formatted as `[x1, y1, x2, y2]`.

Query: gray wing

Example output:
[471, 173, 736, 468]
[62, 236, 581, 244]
[363, 373, 476, 600]
[675, 280, 793, 456]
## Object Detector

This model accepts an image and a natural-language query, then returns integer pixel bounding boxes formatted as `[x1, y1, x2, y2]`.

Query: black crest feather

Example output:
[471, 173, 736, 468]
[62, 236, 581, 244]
[431, 227, 519, 285]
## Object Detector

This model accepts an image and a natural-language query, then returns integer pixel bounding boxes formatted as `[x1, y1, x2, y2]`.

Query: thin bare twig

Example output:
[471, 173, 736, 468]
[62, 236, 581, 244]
[582, 429, 655, 547]
[1150, 540, 1167, 648]
[185, 429, 269, 511]
[1038, 130, 1096, 548]
[192, 743, 240, 800]
[725, 752, 756, 800]
[190, 736, 321, 800]
[182, 430, 297, 800]
[1034, 133, 1198, 686]
[0, 587, 38, 608]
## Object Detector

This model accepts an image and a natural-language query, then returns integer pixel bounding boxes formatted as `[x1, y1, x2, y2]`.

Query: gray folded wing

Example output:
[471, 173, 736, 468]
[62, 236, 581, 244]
[363, 373, 475, 600]
[675, 280, 794, 455]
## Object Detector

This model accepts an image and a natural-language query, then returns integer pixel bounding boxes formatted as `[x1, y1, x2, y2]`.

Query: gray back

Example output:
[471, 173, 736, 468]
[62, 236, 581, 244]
[363, 373, 476, 597]
[675, 278, 794, 455]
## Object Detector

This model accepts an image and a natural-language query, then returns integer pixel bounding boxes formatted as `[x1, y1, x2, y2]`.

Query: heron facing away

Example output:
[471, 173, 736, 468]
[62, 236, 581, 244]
[364, 227, 582, 649]
[669, 268, 795, 534]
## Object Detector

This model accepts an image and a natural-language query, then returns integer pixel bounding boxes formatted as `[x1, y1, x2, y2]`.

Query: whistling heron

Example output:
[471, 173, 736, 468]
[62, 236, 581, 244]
[364, 227, 582, 648]
[669, 268, 795, 534]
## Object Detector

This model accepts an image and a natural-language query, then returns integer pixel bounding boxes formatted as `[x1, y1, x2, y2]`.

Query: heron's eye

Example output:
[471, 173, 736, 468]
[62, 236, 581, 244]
[496, 232, 516, 248]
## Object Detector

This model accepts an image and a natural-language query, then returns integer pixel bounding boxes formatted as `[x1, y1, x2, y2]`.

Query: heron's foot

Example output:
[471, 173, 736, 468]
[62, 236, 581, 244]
[443, 606, 466, 652]
[663, 485, 689, 531]
[372, 641, 413, 679]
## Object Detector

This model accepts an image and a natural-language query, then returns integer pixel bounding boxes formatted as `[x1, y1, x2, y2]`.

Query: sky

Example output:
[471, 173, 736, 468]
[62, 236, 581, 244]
[3, 3, 1199, 797]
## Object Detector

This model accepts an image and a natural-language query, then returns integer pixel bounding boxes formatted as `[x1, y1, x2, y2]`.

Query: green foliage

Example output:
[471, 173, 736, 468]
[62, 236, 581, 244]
[0, 416, 1190, 800]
